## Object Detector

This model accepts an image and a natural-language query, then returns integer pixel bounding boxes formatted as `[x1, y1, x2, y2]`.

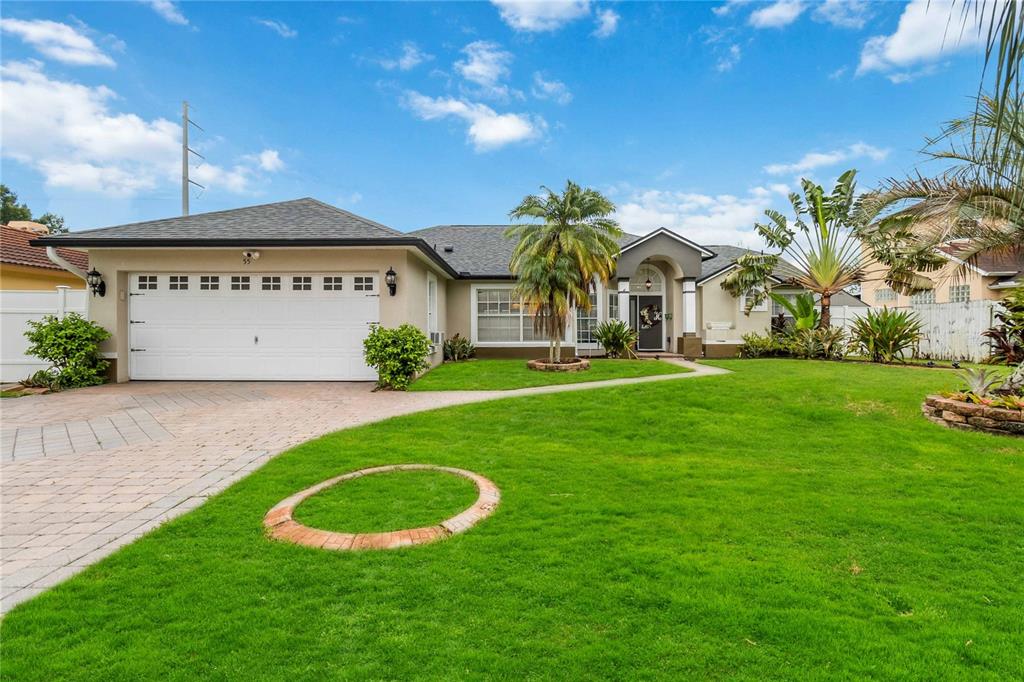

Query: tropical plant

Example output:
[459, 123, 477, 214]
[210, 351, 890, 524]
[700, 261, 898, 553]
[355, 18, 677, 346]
[787, 327, 849, 361]
[20, 368, 60, 391]
[855, 96, 1022, 290]
[739, 332, 788, 358]
[506, 180, 623, 363]
[23, 313, 110, 389]
[982, 286, 1024, 363]
[956, 367, 1005, 401]
[442, 333, 476, 362]
[362, 324, 431, 390]
[593, 320, 638, 358]
[850, 308, 924, 363]
[769, 292, 820, 332]
[722, 170, 865, 328]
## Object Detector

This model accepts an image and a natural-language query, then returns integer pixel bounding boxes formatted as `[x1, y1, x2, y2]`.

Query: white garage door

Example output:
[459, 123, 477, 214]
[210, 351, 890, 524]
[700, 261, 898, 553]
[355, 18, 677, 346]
[129, 273, 379, 381]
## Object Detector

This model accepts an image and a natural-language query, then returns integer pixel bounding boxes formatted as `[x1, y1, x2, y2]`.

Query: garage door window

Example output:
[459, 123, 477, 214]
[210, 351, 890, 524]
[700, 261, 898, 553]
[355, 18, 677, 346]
[200, 276, 220, 291]
[169, 276, 189, 291]
[292, 276, 312, 291]
[231, 276, 250, 291]
[354, 276, 374, 292]
[137, 275, 157, 290]
[262, 276, 281, 291]
[324, 276, 343, 291]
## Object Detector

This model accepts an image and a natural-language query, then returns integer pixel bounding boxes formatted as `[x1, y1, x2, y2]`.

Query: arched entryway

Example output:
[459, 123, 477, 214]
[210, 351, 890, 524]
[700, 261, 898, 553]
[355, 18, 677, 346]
[629, 264, 667, 351]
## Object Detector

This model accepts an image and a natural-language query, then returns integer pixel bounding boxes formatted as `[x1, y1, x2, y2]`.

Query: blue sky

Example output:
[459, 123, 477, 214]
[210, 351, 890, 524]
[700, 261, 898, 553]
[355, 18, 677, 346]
[0, 1, 988, 246]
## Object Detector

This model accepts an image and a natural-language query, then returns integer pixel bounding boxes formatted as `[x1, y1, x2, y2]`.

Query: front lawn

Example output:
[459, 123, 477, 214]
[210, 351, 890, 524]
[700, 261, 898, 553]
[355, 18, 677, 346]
[410, 357, 690, 390]
[2, 360, 1022, 680]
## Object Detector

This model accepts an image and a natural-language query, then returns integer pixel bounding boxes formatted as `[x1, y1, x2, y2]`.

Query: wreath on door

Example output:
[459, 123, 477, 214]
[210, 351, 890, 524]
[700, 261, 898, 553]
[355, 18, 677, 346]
[639, 304, 662, 329]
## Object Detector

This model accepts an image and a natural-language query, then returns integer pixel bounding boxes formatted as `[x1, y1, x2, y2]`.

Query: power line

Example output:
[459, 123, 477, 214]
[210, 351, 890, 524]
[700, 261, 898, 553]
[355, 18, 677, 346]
[181, 100, 206, 216]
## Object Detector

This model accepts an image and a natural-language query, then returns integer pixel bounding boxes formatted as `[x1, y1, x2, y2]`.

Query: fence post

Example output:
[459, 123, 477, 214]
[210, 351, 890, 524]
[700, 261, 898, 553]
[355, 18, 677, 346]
[56, 285, 70, 319]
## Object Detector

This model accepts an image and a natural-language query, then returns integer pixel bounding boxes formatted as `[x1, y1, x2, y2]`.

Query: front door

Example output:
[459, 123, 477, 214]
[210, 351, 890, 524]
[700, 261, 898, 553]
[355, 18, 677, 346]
[636, 295, 663, 351]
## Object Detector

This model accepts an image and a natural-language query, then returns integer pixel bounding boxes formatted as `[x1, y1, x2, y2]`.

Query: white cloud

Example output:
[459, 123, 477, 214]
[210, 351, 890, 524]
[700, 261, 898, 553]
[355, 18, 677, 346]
[828, 66, 847, 80]
[812, 0, 870, 29]
[716, 44, 742, 72]
[455, 41, 513, 98]
[254, 19, 297, 39]
[377, 42, 433, 71]
[592, 9, 619, 38]
[402, 91, 545, 151]
[531, 72, 572, 105]
[145, 0, 189, 26]
[0, 61, 279, 197]
[491, 0, 591, 32]
[763, 142, 889, 175]
[255, 149, 284, 172]
[612, 184, 793, 248]
[0, 19, 116, 67]
[748, 1, 805, 28]
[857, 0, 983, 81]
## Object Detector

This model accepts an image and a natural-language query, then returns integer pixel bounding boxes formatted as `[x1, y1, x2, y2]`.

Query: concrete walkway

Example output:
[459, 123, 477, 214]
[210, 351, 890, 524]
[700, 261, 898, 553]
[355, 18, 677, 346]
[0, 359, 726, 613]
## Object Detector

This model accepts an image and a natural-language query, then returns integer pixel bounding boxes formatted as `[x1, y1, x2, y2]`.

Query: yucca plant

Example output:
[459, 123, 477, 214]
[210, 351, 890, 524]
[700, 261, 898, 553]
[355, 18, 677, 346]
[593, 320, 638, 359]
[850, 308, 924, 363]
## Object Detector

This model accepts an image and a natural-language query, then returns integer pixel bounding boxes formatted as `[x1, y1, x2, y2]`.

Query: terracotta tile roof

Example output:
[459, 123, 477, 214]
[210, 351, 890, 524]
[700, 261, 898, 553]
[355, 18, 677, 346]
[936, 241, 1024, 276]
[1, 225, 88, 271]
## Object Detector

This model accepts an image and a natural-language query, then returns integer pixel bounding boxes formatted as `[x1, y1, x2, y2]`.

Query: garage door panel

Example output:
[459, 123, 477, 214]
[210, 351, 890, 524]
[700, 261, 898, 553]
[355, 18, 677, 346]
[129, 272, 380, 381]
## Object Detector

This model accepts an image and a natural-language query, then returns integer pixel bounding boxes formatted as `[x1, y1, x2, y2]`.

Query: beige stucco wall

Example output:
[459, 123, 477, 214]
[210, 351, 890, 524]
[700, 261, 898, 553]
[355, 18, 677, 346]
[85, 246, 448, 381]
[861, 259, 996, 307]
[446, 279, 474, 340]
[698, 270, 775, 342]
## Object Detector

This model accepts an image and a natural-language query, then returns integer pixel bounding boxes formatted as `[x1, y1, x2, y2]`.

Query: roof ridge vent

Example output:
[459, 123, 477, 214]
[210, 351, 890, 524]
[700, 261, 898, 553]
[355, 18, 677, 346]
[443, 245, 455, 253]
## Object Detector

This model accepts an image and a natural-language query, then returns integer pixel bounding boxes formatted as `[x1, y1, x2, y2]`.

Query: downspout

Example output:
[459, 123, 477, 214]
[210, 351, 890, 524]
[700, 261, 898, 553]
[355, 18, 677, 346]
[45, 246, 89, 281]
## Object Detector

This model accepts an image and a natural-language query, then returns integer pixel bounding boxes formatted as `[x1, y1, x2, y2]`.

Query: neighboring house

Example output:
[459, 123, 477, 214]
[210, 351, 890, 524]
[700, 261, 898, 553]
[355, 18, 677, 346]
[34, 198, 807, 382]
[861, 240, 1023, 307]
[1, 222, 88, 290]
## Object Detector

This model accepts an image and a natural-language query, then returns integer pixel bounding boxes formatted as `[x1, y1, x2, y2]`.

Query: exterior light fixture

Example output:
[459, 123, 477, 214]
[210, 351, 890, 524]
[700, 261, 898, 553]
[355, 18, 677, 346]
[644, 276, 653, 290]
[85, 269, 106, 297]
[385, 266, 397, 296]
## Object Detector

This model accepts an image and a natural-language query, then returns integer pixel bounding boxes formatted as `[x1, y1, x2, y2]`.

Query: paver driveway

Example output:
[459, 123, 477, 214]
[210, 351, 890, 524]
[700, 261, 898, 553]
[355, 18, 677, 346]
[1, 362, 724, 614]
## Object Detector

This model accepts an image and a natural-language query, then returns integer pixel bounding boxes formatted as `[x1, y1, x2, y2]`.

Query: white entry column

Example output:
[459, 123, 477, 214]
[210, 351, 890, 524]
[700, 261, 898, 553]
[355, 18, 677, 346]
[682, 277, 697, 335]
[617, 278, 630, 324]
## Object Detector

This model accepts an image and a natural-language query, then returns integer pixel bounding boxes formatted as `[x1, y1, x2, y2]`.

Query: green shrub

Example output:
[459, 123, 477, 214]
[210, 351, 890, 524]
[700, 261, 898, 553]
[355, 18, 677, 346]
[739, 331, 787, 358]
[443, 333, 476, 362]
[850, 308, 924, 363]
[23, 313, 110, 389]
[20, 368, 60, 390]
[982, 286, 1024, 364]
[363, 324, 432, 390]
[593, 320, 638, 358]
[789, 327, 849, 360]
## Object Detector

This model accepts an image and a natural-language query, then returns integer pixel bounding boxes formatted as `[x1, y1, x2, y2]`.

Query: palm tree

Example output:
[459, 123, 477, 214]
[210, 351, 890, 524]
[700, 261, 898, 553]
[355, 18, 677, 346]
[855, 96, 1022, 291]
[721, 170, 865, 329]
[506, 181, 623, 363]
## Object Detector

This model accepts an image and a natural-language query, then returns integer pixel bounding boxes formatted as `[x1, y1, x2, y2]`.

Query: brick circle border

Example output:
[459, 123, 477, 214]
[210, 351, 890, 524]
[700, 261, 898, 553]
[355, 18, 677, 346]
[527, 358, 591, 372]
[263, 464, 500, 551]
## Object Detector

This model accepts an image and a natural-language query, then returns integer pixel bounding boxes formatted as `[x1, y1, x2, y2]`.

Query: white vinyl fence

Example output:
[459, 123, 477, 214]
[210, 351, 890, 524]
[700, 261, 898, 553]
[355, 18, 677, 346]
[902, 300, 998, 362]
[0, 287, 87, 383]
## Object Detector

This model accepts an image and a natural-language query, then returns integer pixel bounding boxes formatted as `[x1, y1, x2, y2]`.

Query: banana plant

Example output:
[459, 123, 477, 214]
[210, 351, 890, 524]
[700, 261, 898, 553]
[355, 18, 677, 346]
[768, 292, 820, 332]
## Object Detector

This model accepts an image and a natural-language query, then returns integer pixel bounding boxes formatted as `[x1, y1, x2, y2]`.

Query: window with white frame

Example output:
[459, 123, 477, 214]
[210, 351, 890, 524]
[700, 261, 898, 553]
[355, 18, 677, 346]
[771, 292, 797, 317]
[875, 287, 896, 302]
[323, 276, 343, 291]
[137, 275, 157, 290]
[949, 284, 970, 303]
[608, 291, 620, 321]
[231, 276, 250, 291]
[353, 276, 374, 292]
[576, 293, 599, 344]
[261, 276, 281, 291]
[910, 289, 936, 305]
[739, 289, 768, 312]
[427, 274, 438, 335]
[629, 265, 663, 293]
[169, 275, 189, 291]
[475, 288, 543, 343]
[200, 275, 219, 291]
[292, 276, 312, 291]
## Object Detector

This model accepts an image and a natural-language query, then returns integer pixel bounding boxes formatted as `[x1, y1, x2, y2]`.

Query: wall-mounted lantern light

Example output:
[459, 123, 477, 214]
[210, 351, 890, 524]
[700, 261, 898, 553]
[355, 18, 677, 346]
[85, 269, 106, 297]
[385, 266, 397, 296]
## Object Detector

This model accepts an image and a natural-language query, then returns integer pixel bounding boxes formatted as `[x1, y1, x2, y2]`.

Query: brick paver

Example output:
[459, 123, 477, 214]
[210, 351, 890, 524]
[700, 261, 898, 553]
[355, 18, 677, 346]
[0, 360, 726, 613]
[264, 464, 500, 551]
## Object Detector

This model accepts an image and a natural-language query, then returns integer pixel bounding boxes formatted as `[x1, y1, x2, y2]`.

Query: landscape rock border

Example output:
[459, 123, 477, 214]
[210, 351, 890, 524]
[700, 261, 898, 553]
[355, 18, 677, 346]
[263, 464, 500, 551]
[922, 395, 1024, 437]
[527, 358, 591, 372]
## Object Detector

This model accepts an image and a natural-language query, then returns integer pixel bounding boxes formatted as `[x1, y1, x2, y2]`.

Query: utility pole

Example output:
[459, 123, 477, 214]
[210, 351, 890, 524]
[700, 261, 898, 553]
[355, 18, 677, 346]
[181, 100, 206, 216]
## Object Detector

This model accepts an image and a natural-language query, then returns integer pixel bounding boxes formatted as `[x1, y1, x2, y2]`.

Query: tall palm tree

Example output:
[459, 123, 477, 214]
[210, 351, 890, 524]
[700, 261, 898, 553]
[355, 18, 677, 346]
[506, 181, 623, 362]
[721, 170, 865, 328]
[855, 96, 1022, 291]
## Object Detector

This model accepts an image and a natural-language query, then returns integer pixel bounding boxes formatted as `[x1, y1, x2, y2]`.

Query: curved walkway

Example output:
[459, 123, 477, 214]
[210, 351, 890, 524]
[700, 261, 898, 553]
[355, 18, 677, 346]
[0, 359, 726, 613]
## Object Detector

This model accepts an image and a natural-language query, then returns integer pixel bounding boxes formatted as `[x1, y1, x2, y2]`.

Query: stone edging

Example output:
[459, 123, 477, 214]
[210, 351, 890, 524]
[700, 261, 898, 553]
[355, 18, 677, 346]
[922, 395, 1024, 437]
[526, 358, 591, 372]
[263, 464, 500, 550]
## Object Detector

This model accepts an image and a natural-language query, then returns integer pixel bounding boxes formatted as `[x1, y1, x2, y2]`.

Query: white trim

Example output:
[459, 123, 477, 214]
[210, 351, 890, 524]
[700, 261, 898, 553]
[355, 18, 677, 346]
[697, 263, 783, 286]
[620, 227, 716, 258]
[426, 272, 438, 335]
[470, 283, 570, 347]
[682, 278, 697, 335]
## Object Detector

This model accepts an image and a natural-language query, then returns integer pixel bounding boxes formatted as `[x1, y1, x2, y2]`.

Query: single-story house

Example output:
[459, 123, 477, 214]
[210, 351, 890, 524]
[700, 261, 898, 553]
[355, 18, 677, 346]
[34, 198, 807, 382]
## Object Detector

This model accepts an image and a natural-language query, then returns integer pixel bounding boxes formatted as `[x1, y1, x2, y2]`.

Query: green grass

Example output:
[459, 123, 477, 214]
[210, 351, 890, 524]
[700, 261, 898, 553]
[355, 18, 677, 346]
[410, 358, 690, 390]
[2, 360, 1023, 680]
[0, 390, 28, 398]
[293, 469, 479, 533]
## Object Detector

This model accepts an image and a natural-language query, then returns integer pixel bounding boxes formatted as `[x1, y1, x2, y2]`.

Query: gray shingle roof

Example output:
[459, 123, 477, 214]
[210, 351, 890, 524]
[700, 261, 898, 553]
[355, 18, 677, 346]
[700, 244, 802, 283]
[35, 198, 401, 243]
[408, 225, 641, 277]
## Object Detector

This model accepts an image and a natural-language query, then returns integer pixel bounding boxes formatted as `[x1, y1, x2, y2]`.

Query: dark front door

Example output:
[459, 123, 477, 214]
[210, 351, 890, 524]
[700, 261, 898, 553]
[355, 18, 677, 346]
[636, 295, 663, 351]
